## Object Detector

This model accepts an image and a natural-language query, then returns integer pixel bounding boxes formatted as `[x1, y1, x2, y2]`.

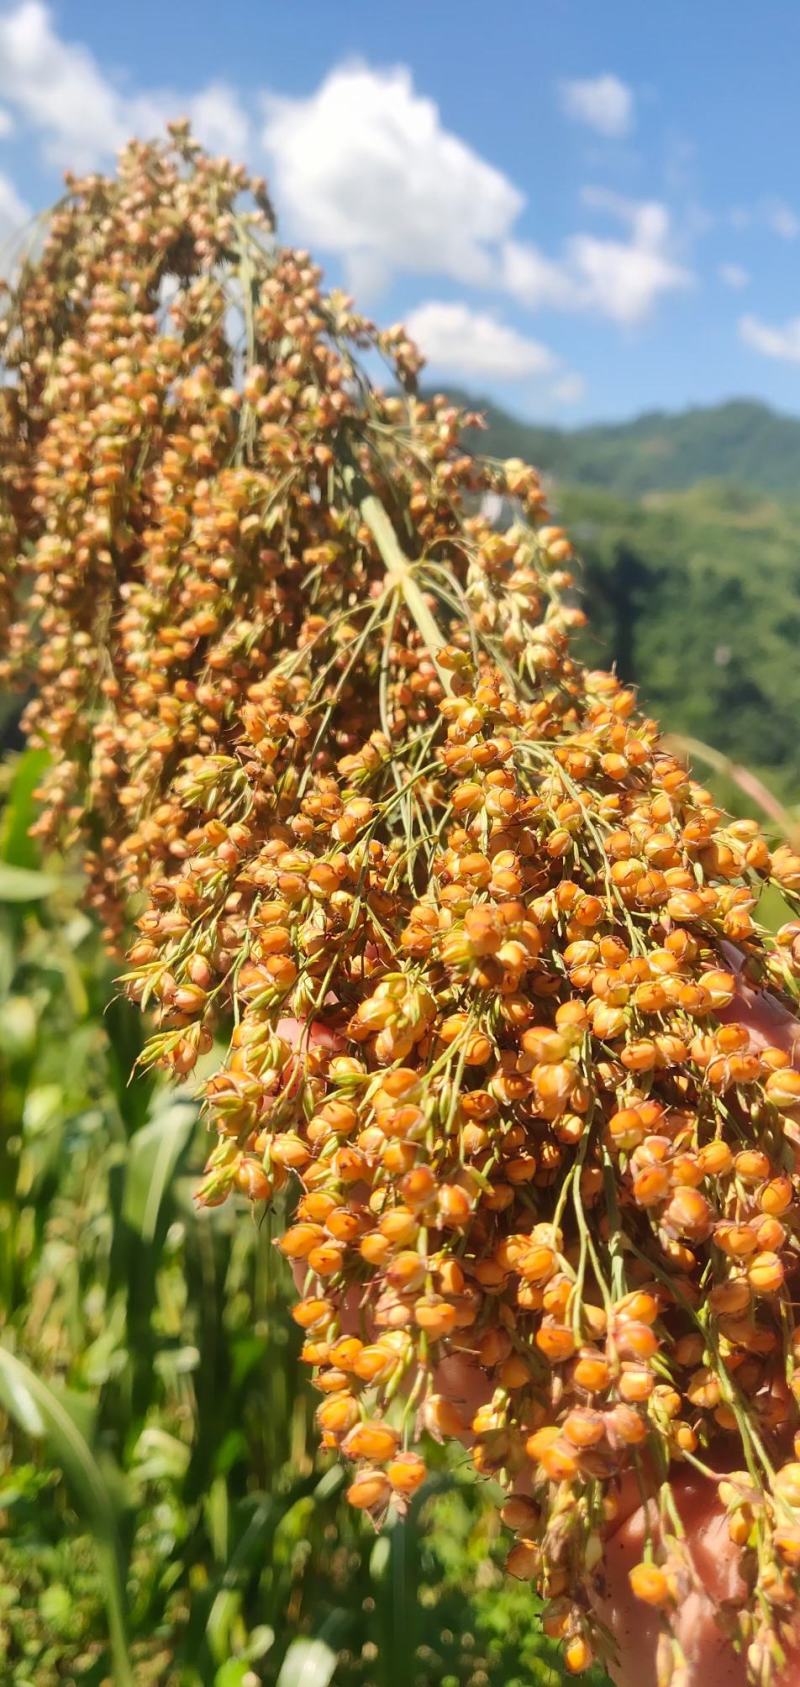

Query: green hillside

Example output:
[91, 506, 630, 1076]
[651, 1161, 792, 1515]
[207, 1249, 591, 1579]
[453, 394, 800, 498]
[431, 390, 800, 809]
[559, 481, 800, 803]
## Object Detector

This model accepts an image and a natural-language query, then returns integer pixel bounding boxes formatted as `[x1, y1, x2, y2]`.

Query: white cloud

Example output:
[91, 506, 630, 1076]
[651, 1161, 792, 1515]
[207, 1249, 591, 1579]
[503, 190, 690, 325]
[0, 172, 31, 279]
[404, 301, 556, 381]
[0, 170, 30, 243]
[551, 372, 586, 405]
[501, 238, 579, 310]
[719, 262, 749, 289]
[569, 233, 688, 325]
[0, 14, 686, 345]
[261, 62, 523, 291]
[765, 200, 800, 240]
[727, 199, 800, 240]
[570, 190, 691, 323]
[558, 74, 634, 138]
[579, 186, 662, 239]
[185, 85, 250, 158]
[264, 60, 662, 330]
[739, 313, 800, 363]
[0, 0, 146, 166]
[0, 1, 249, 169]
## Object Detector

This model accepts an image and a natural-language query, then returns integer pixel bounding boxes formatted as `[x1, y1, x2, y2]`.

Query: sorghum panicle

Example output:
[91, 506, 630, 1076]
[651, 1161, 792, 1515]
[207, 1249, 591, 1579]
[3, 129, 800, 1682]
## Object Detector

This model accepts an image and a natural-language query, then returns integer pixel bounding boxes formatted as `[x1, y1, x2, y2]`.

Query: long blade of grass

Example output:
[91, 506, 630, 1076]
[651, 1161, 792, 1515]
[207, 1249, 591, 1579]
[0, 862, 59, 901]
[276, 1626, 346, 1687]
[122, 1095, 196, 1242]
[0, 1344, 134, 1686]
[663, 731, 800, 844]
[0, 747, 49, 866]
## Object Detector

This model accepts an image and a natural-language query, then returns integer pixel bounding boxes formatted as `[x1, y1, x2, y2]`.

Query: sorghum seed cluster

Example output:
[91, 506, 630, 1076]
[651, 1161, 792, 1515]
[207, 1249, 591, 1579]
[3, 130, 800, 1684]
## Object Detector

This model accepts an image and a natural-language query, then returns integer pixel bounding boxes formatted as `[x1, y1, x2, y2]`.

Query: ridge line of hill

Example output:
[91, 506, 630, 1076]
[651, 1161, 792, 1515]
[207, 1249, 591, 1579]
[441, 391, 800, 498]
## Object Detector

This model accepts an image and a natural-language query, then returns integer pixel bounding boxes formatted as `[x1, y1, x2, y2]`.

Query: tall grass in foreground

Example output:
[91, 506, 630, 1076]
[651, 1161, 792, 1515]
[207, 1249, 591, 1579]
[0, 746, 569, 1686]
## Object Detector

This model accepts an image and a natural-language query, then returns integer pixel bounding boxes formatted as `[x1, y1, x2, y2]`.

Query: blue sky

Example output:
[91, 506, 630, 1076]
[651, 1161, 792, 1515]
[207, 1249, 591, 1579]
[2, 0, 800, 424]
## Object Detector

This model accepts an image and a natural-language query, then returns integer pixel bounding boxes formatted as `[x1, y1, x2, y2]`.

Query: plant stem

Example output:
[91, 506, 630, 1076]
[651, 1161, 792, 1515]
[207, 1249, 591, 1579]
[339, 447, 454, 694]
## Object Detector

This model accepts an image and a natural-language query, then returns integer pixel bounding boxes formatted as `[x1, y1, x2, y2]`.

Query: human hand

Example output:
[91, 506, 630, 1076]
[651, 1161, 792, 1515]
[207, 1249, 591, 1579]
[597, 959, 800, 1687]
[277, 954, 800, 1687]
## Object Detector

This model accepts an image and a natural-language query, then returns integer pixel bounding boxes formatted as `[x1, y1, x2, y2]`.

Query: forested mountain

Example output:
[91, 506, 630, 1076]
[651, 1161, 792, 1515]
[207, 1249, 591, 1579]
[426, 391, 800, 807]
[451, 394, 800, 498]
[560, 481, 800, 802]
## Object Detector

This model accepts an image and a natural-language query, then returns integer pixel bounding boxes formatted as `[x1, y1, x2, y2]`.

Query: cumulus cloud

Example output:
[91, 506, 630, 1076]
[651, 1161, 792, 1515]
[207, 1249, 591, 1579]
[0, 1, 249, 168]
[719, 262, 749, 289]
[726, 200, 800, 240]
[765, 200, 800, 240]
[500, 239, 579, 310]
[503, 190, 690, 325]
[558, 74, 634, 137]
[0, 170, 30, 239]
[0, 0, 139, 166]
[739, 313, 800, 363]
[184, 84, 250, 158]
[404, 301, 557, 380]
[551, 372, 586, 405]
[0, 172, 32, 278]
[569, 190, 691, 323]
[260, 72, 688, 327]
[261, 62, 523, 292]
[0, 14, 688, 346]
[570, 232, 688, 325]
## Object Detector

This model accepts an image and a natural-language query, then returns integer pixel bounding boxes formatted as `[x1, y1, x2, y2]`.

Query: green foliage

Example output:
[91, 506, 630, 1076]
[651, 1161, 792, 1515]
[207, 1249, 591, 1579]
[440, 391, 800, 812]
[0, 749, 575, 1686]
[561, 480, 800, 805]
[460, 393, 800, 498]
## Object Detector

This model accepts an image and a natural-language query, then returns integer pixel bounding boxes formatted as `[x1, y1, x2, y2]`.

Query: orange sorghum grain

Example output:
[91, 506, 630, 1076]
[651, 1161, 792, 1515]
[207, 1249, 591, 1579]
[3, 128, 800, 1685]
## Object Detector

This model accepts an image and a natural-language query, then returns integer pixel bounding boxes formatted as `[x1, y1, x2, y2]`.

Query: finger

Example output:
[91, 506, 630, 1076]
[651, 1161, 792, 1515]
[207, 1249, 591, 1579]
[276, 1014, 344, 1053]
[720, 941, 800, 1058]
[598, 1474, 748, 1687]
